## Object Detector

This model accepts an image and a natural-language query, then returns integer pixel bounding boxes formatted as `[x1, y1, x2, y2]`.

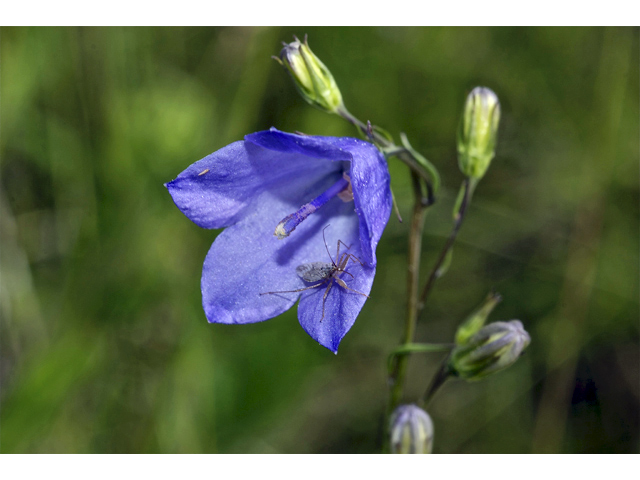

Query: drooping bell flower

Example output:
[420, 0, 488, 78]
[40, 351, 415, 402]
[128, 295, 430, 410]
[166, 128, 391, 353]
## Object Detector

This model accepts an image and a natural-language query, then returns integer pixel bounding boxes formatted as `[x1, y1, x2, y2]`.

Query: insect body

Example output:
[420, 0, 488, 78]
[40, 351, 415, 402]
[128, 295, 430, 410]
[296, 262, 334, 282]
[260, 226, 369, 321]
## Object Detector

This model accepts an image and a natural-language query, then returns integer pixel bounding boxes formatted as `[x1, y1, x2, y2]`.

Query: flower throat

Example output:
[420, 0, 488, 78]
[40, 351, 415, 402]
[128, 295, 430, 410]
[274, 173, 353, 239]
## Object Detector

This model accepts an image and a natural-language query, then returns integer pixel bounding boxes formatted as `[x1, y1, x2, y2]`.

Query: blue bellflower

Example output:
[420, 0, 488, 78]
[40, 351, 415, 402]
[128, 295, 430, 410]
[166, 128, 391, 353]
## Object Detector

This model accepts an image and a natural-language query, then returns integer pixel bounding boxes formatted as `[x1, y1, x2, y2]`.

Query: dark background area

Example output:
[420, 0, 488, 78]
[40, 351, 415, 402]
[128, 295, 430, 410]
[1, 26, 638, 453]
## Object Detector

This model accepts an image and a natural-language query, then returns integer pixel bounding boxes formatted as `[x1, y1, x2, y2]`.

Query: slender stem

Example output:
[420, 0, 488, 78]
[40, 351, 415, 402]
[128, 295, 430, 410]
[337, 106, 392, 147]
[417, 177, 474, 314]
[387, 343, 454, 374]
[419, 355, 452, 407]
[387, 171, 428, 413]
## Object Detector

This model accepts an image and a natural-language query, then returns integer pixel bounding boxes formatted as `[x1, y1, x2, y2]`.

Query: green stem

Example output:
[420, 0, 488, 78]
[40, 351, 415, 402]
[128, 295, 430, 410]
[387, 343, 454, 373]
[417, 177, 475, 315]
[382, 176, 427, 453]
[386, 171, 427, 419]
[419, 355, 453, 407]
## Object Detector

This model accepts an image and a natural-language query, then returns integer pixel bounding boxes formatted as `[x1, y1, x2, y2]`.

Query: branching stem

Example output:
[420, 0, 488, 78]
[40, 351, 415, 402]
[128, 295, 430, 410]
[417, 177, 475, 315]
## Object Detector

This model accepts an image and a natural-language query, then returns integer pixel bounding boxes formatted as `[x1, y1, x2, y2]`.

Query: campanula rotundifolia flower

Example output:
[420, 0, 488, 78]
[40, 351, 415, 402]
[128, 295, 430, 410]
[166, 128, 391, 353]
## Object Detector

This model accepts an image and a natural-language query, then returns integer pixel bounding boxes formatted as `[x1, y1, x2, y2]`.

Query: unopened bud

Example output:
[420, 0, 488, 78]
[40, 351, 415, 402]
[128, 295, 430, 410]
[389, 404, 434, 454]
[275, 36, 344, 114]
[455, 292, 502, 346]
[450, 320, 530, 380]
[457, 87, 501, 179]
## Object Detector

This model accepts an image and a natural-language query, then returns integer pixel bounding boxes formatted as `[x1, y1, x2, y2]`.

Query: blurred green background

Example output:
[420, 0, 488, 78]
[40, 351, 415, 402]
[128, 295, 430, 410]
[1, 27, 638, 453]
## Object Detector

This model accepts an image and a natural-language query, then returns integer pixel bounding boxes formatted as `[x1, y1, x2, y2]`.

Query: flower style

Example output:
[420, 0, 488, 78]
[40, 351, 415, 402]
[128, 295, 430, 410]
[166, 128, 391, 353]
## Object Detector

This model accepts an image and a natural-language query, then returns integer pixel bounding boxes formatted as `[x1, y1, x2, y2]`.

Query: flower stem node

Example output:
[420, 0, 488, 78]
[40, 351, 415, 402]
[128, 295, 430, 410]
[389, 404, 434, 454]
[276, 36, 344, 114]
[450, 320, 530, 380]
[457, 86, 501, 180]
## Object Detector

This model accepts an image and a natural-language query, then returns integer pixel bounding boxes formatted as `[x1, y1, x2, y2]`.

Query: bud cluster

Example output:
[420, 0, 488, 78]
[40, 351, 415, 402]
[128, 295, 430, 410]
[454, 292, 502, 346]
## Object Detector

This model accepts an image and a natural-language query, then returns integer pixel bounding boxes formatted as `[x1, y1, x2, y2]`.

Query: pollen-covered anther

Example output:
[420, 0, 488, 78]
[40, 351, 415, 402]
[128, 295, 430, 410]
[274, 175, 351, 239]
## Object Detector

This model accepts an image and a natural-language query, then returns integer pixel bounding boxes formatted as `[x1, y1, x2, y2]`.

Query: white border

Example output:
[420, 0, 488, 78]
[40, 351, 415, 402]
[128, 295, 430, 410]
[1, 1, 638, 26]
[0, 454, 638, 478]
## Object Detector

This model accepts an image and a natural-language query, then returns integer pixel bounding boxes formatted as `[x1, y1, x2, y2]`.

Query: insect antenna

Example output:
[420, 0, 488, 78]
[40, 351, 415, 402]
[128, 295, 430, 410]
[321, 225, 336, 266]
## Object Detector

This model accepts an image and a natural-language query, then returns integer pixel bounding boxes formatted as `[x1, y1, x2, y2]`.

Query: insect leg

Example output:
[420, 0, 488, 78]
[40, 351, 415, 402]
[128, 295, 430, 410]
[337, 239, 352, 254]
[340, 270, 355, 279]
[335, 278, 370, 298]
[320, 280, 334, 322]
[343, 252, 366, 267]
[260, 281, 328, 296]
[335, 240, 353, 267]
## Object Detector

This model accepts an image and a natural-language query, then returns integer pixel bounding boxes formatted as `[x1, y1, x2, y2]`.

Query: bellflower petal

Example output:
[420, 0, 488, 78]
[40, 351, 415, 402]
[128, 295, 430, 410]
[166, 128, 392, 352]
[166, 140, 337, 229]
[247, 129, 391, 265]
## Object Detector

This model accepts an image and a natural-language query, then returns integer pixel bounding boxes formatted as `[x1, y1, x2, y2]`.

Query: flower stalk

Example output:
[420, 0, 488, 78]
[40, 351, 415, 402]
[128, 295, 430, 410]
[418, 177, 474, 315]
[388, 172, 428, 408]
[387, 342, 454, 374]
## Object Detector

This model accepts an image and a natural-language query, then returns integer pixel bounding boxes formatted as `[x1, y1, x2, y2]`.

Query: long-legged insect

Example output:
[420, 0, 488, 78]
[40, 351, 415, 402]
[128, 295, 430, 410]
[260, 226, 370, 321]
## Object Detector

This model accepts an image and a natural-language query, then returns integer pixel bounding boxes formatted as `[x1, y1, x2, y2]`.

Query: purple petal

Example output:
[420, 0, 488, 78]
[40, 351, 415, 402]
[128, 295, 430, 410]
[340, 140, 392, 266]
[246, 129, 392, 265]
[166, 138, 337, 229]
[201, 169, 348, 324]
[297, 247, 375, 354]
[246, 128, 354, 162]
[168, 129, 392, 353]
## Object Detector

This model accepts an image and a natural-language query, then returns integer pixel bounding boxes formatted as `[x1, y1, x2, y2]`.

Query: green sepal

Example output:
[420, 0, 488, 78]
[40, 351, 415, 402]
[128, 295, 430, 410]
[454, 292, 502, 346]
[400, 133, 441, 193]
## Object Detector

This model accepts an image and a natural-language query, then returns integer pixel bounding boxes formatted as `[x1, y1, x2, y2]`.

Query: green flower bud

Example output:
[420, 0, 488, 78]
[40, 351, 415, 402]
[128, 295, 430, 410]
[450, 320, 530, 380]
[454, 292, 502, 346]
[457, 87, 501, 179]
[275, 36, 344, 114]
[389, 404, 434, 454]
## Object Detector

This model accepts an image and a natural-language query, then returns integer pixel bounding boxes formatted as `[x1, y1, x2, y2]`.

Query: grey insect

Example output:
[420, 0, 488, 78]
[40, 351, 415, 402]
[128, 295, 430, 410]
[260, 226, 370, 321]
